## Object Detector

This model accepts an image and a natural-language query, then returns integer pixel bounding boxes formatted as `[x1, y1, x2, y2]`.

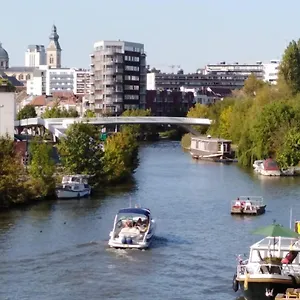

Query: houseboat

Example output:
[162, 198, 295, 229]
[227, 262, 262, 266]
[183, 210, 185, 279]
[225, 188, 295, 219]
[190, 135, 236, 162]
[231, 196, 266, 216]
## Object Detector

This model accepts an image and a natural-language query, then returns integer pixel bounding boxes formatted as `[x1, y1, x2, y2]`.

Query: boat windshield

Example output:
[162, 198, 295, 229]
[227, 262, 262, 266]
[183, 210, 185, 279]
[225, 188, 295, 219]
[116, 213, 149, 227]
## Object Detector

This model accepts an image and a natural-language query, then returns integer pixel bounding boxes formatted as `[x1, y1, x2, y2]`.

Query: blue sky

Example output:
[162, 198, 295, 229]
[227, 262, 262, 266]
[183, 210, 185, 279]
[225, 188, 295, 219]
[2, 0, 300, 72]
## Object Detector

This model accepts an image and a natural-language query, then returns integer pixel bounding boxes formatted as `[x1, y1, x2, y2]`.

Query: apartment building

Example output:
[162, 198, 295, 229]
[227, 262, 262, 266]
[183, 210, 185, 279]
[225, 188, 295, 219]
[263, 60, 280, 84]
[74, 69, 90, 95]
[90, 40, 146, 115]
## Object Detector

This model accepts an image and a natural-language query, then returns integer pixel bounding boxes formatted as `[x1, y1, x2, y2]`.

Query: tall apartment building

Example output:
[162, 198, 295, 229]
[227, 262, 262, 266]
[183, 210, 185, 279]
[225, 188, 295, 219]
[25, 45, 46, 67]
[90, 40, 146, 115]
[74, 69, 90, 95]
[263, 60, 280, 84]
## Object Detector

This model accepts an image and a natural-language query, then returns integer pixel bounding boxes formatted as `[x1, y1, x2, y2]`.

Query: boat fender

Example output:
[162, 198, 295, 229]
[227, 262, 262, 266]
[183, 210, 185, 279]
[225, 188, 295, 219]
[121, 237, 126, 244]
[77, 192, 80, 198]
[232, 274, 239, 292]
[289, 275, 297, 287]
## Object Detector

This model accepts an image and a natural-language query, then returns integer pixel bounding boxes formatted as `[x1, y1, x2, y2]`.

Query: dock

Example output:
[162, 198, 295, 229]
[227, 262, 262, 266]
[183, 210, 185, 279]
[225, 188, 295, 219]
[276, 288, 300, 299]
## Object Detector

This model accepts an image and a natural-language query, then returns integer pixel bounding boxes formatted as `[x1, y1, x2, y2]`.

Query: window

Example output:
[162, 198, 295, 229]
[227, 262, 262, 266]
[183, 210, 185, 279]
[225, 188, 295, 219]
[125, 65, 139, 71]
[18, 74, 24, 80]
[26, 74, 31, 80]
[124, 95, 139, 100]
[49, 55, 54, 64]
[0, 61, 3, 67]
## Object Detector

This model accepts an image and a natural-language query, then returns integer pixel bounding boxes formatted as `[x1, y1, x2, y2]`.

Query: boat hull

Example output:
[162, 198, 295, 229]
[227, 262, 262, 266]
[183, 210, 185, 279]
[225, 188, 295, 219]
[238, 280, 298, 300]
[231, 205, 266, 215]
[55, 188, 91, 199]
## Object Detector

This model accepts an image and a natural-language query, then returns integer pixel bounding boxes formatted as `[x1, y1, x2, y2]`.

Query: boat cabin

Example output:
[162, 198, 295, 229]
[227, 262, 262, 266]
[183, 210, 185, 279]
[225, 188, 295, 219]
[263, 159, 280, 172]
[248, 237, 300, 266]
[190, 136, 232, 156]
[62, 175, 88, 185]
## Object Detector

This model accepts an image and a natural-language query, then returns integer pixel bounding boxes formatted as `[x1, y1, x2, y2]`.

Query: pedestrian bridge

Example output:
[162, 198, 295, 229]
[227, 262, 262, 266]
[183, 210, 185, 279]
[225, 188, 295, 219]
[15, 116, 212, 139]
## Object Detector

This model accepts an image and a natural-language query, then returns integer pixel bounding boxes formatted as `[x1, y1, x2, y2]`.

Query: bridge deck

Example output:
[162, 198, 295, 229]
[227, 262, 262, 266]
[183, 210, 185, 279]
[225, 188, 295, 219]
[15, 116, 212, 139]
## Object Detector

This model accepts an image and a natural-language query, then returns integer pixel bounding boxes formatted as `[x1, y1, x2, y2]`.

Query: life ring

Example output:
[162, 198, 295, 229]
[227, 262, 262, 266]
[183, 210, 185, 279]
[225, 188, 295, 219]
[232, 274, 239, 292]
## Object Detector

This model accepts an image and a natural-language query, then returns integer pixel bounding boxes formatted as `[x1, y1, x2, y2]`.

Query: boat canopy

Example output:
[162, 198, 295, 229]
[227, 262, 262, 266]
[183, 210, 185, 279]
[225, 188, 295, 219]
[118, 208, 151, 217]
[250, 236, 300, 251]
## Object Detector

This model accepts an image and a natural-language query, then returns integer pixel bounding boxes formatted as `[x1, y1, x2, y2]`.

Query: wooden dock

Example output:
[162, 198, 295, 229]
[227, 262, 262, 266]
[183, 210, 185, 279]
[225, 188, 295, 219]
[276, 288, 300, 299]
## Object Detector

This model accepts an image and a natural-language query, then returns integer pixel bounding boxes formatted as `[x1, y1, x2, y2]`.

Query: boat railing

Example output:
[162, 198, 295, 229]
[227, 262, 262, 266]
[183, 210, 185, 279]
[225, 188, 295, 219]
[231, 197, 264, 207]
[237, 263, 300, 276]
[142, 219, 151, 243]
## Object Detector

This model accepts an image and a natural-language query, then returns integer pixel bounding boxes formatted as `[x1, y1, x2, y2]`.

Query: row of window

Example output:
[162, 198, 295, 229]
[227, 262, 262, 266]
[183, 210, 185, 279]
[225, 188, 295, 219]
[124, 56, 139, 62]
[124, 95, 139, 100]
[125, 65, 139, 71]
[125, 85, 139, 90]
[124, 75, 139, 81]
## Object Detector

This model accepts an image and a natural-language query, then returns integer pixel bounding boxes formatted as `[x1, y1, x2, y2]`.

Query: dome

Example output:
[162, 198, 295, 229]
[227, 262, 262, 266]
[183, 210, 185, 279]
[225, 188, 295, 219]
[0, 43, 8, 60]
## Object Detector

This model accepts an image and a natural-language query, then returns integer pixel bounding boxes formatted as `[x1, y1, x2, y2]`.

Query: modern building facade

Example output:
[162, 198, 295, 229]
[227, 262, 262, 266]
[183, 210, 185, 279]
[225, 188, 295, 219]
[25, 45, 46, 67]
[147, 70, 248, 91]
[263, 60, 280, 84]
[74, 69, 91, 95]
[90, 40, 146, 115]
[46, 68, 74, 95]
[46, 25, 62, 68]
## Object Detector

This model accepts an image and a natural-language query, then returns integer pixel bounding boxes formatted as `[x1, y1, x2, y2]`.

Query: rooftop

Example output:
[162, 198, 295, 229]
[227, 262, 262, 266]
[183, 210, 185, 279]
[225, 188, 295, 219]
[191, 136, 232, 143]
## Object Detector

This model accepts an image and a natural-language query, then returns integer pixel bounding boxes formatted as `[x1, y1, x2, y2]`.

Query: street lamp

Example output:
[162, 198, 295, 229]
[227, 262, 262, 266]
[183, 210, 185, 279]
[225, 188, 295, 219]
[0, 104, 4, 137]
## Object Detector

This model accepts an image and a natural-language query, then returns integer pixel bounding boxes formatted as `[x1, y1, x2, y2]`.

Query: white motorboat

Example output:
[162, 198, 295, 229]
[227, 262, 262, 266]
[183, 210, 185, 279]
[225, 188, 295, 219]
[253, 160, 264, 171]
[253, 159, 281, 176]
[232, 236, 300, 300]
[55, 175, 91, 199]
[108, 207, 156, 249]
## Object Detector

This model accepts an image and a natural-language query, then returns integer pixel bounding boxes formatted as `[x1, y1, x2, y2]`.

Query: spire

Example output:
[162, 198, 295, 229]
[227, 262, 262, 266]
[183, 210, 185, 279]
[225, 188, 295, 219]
[49, 24, 59, 41]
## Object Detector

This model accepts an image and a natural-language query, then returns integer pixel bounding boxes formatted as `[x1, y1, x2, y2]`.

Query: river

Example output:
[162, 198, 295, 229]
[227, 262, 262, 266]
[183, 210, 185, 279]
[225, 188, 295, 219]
[1, 141, 300, 300]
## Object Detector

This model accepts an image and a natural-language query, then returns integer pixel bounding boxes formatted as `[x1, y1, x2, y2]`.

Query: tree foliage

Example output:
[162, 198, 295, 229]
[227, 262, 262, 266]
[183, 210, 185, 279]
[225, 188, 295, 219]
[242, 74, 267, 97]
[57, 122, 104, 178]
[0, 136, 28, 207]
[84, 109, 96, 118]
[42, 104, 79, 118]
[29, 138, 56, 196]
[279, 40, 300, 95]
[103, 132, 139, 183]
[17, 105, 37, 120]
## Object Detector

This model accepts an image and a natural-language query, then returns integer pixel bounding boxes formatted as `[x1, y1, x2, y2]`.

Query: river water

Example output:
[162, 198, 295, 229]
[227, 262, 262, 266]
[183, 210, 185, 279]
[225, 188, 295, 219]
[1, 141, 300, 300]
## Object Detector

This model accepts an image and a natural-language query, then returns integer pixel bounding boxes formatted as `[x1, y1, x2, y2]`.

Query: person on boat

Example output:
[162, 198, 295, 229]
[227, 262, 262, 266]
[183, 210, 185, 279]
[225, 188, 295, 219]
[235, 198, 242, 207]
[244, 199, 252, 210]
[281, 251, 298, 264]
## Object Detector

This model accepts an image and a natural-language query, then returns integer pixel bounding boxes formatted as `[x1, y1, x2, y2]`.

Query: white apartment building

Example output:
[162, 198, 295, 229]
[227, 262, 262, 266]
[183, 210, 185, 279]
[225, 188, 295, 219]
[25, 45, 46, 67]
[90, 40, 146, 115]
[26, 66, 90, 96]
[263, 60, 280, 84]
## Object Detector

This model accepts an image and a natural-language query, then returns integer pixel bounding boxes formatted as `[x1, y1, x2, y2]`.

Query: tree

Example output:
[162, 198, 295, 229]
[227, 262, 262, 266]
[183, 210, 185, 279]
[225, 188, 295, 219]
[243, 74, 266, 97]
[103, 132, 139, 183]
[278, 40, 300, 94]
[276, 127, 300, 168]
[17, 105, 37, 120]
[0, 78, 16, 92]
[84, 109, 96, 118]
[186, 103, 209, 134]
[0, 135, 28, 207]
[42, 104, 79, 118]
[57, 122, 103, 178]
[29, 138, 56, 197]
[218, 106, 233, 139]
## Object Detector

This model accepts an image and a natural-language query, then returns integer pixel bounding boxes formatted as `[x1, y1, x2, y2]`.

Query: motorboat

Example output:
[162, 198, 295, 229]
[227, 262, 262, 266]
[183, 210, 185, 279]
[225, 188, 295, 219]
[253, 159, 281, 176]
[55, 175, 91, 199]
[232, 236, 300, 300]
[230, 196, 266, 215]
[108, 207, 156, 249]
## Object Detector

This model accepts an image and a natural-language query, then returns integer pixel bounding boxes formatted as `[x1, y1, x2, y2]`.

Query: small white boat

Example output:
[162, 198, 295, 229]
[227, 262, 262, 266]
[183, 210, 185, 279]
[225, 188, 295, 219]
[108, 207, 156, 249]
[55, 175, 91, 199]
[253, 159, 281, 176]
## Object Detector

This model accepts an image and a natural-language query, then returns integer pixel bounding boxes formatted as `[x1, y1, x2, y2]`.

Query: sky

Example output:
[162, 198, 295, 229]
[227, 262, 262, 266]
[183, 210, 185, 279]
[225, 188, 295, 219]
[2, 0, 300, 73]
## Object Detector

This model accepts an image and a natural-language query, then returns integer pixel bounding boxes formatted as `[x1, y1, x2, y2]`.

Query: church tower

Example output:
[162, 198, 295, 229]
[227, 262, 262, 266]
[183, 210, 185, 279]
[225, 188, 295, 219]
[46, 25, 61, 68]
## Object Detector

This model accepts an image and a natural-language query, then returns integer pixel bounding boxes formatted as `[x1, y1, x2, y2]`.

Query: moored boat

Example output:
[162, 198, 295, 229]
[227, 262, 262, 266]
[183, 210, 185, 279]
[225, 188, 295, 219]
[55, 175, 91, 199]
[108, 207, 156, 249]
[231, 196, 266, 215]
[233, 234, 300, 299]
[254, 159, 281, 176]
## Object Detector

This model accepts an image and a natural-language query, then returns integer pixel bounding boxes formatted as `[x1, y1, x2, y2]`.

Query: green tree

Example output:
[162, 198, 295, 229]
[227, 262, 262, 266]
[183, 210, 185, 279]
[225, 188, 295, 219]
[279, 40, 300, 95]
[243, 74, 266, 97]
[84, 109, 96, 118]
[29, 138, 56, 197]
[276, 127, 300, 168]
[103, 132, 139, 183]
[0, 135, 28, 208]
[57, 122, 103, 178]
[186, 103, 209, 134]
[218, 106, 233, 139]
[42, 103, 79, 118]
[17, 105, 37, 120]
[0, 78, 16, 92]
